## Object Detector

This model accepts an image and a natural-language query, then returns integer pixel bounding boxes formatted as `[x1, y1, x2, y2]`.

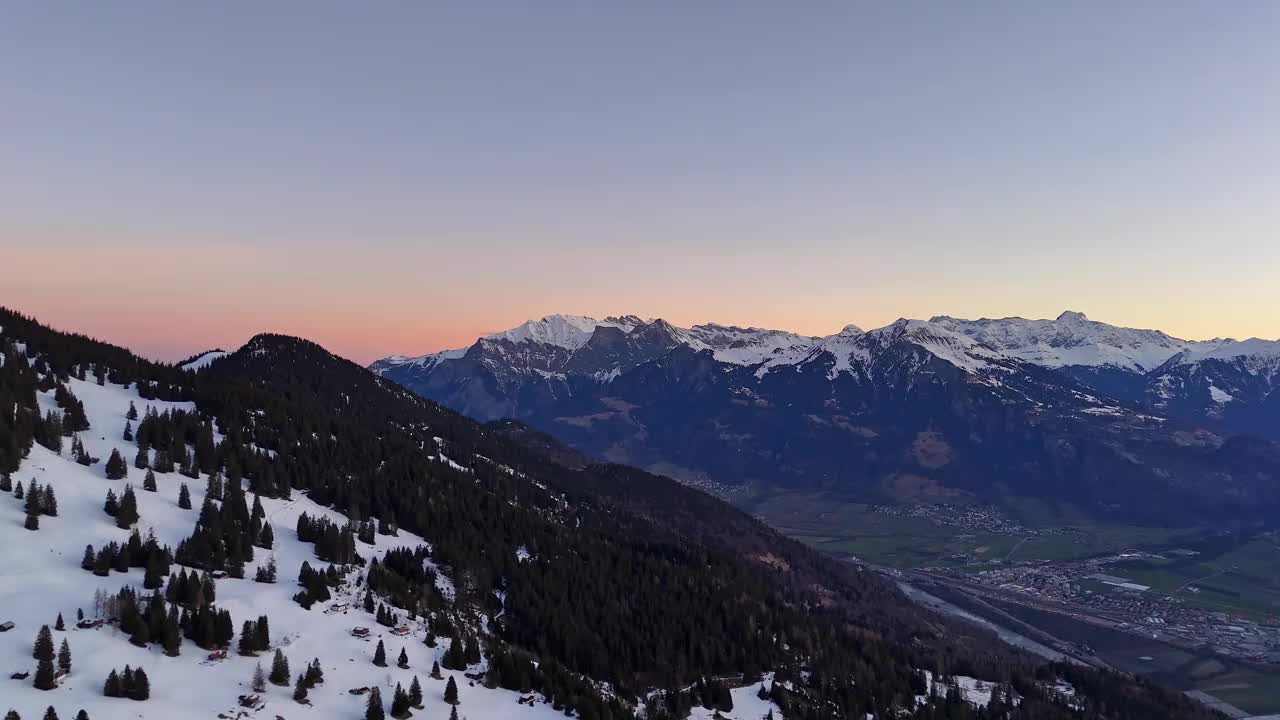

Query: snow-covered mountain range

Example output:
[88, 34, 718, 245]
[373, 311, 1279, 434]
[372, 312, 1280, 524]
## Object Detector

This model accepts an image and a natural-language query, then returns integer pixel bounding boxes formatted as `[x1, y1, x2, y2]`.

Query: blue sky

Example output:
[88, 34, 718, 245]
[3, 2, 1278, 361]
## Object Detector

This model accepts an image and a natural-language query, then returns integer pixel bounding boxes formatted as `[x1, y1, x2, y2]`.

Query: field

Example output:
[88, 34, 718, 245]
[748, 490, 1192, 568]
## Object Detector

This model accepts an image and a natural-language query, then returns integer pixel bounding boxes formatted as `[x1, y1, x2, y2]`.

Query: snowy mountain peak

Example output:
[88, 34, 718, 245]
[482, 314, 639, 350]
[929, 312, 1209, 372]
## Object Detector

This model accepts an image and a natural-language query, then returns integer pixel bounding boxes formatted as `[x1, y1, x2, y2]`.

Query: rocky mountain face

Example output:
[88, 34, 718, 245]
[374, 313, 1280, 525]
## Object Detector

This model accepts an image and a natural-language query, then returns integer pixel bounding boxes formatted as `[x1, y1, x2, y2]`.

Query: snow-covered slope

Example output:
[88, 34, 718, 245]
[179, 350, 228, 372]
[928, 311, 1220, 372]
[484, 314, 639, 351]
[0, 374, 582, 720]
[675, 323, 819, 366]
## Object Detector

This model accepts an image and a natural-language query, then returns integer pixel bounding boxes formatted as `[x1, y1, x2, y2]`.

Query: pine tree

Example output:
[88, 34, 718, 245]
[398, 646, 409, 669]
[269, 649, 290, 686]
[133, 446, 148, 470]
[126, 401, 138, 420]
[103, 668, 121, 697]
[123, 421, 133, 442]
[293, 672, 309, 703]
[58, 639, 71, 674]
[34, 656, 56, 690]
[80, 545, 95, 571]
[115, 484, 138, 528]
[104, 449, 127, 480]
[238, 621, 257, 656]
[390, 683, 411, 719]
[448, 707, 458, 720]
[34, 625, 54, 660]
[251, 663, 267, 693]
[41, 708, 57, 720]
[408, 676, 423, 708]
[162, 613, 181, 657]
[444, 675, 459, 705]
[4, 710, 18, 720]
[143, 469, 156, 492]
[76, 712, 90, 720]
[177, 483, 191, 509]
[430, 660, 442, 679]
[24, 503, 39, 531]
[14, 480, 23, 499]
[40, 485, 57, 516]
[103, 489, 118, 516]
[131, 668, 150, 700]
[255, 615, 270, 651]
[365, 687, 385, 720]
[55, 613, 64, 631]
[373, 639, 387, 667]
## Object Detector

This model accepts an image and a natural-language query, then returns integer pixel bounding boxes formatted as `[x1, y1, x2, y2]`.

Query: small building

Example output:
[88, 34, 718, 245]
[0, 621, 15, 632]
[351, 627, 371, 638]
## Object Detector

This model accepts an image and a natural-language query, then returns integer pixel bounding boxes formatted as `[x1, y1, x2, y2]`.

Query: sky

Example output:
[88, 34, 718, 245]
[3, 2, 1279, 365]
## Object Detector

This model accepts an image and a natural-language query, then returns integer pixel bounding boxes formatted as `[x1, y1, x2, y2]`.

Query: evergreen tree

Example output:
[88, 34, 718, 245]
[104, 449, 127, 480]
[448, 707, 458, 720]
[293, 672, 309, 703]
[430, 661, 442, 679]
[142, 469, 156, 492]
[14, 480, 23, 499]
[133, 446, 148, 470]
[2, 712, 18, 720]
[41, 708, 56, 720]
[251, 663, 267, 693]
[123, 421, 133, 442]
[33, 656, 56, 690]
[75, 712, 89, 720]
[255, 615, 270, 651]
[389, 683, 411, 719]
[33, 625, 54, 661]
[408, 676, 423, 708]
[103, 489, 118, 516]
[162, 613, 181, 657]
[115, 484, 138, 528]
[177, 482, 191, 509]
[131, 668, 149, 700]
[238, 621, 258, 656]
[269, 649, 290, 686]
[58, 639, 71, 674]
[0, 473, 10, 492]
[24, 503, 39, 531]
[444, 675, 459, 705]
[102, 669, 120, 697]
[365, 687, 385, 720]
[55, 613, 64, 631]
[40, 485, 57, 516]
[398, 647, 409, 669]
[372, 639, 387, 667]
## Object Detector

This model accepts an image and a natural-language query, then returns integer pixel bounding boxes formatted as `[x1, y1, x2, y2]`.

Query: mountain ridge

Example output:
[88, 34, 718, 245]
[372, 311, 1280, 525]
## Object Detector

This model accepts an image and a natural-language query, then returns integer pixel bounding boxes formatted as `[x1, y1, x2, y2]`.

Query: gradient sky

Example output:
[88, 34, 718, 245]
[3, 2, 1279, 364]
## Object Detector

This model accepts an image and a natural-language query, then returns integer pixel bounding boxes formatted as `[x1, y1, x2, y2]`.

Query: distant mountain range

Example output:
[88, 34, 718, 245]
[372, 312, 1280, 525]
